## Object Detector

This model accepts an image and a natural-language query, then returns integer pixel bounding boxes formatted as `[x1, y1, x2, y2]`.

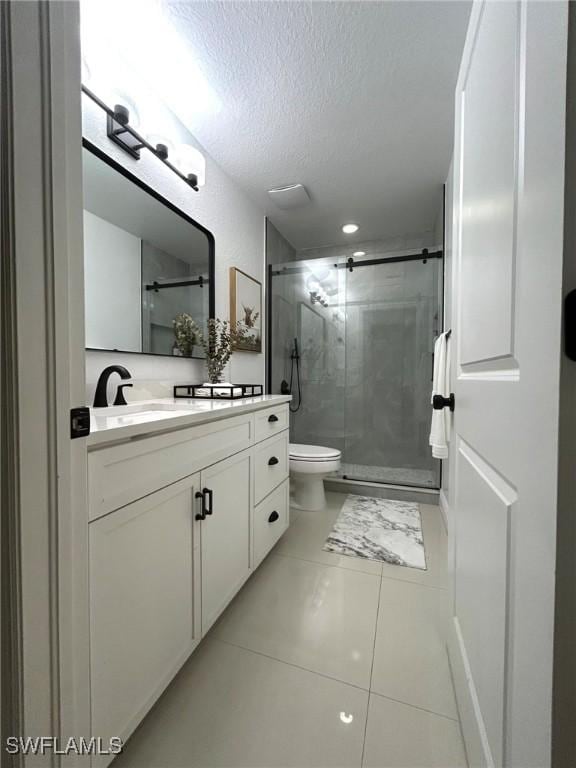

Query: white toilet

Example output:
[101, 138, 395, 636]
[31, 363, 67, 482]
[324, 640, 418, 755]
[289, 443, 342, 511]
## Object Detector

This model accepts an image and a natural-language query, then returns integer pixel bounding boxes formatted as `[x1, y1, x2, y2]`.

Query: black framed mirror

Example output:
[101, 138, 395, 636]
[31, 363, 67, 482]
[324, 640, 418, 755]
[82, 139, 215, 359]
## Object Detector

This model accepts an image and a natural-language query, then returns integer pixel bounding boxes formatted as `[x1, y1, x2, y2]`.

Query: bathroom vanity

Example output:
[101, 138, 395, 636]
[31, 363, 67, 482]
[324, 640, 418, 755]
[87, 395, 290, 764]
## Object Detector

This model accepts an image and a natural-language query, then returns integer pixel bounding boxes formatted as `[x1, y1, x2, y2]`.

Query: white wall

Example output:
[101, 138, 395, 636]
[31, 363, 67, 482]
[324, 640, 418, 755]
[84, 210, 142, 352]
[82, 93, 266, 404]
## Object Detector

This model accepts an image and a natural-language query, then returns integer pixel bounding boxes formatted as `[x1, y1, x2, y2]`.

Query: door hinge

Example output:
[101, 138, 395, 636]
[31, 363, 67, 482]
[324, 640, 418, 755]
[70, 406, 90, 439]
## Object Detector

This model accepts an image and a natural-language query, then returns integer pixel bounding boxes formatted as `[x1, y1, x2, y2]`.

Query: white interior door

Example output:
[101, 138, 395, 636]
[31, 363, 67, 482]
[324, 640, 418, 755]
[448, 2, 567, 767]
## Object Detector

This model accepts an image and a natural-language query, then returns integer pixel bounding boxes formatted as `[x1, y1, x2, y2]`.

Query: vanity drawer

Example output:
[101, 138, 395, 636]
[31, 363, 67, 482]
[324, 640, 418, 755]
[89, 414, 253, 521]
[254, 404, 289, 442]
[253, 479, 289, 566]
[254, 432, 289, 505]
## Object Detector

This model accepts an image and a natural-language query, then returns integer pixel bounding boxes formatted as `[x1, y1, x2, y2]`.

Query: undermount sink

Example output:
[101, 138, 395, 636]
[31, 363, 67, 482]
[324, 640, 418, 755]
[93, 402, 190, 417]
[89, 401, 201, 431]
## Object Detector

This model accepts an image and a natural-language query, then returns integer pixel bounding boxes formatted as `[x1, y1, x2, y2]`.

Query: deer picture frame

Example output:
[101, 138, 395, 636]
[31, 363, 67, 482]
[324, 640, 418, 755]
[229, 267, 262, 352]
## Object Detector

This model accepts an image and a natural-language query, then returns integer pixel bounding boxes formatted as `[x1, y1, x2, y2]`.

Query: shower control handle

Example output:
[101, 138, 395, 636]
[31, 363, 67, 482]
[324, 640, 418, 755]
[268, 414, 279, 423]
[268, 456, 279, 466]
[268, 511, 279, 523]
[433, 393, 455, 412]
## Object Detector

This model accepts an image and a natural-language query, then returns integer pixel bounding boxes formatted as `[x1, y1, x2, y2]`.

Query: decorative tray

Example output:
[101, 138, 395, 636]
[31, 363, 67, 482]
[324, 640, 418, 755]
[173, 383, 264, 400]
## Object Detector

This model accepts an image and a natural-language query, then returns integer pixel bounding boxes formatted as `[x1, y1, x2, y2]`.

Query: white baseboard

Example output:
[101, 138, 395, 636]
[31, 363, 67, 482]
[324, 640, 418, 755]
[448, 617, 495, 768]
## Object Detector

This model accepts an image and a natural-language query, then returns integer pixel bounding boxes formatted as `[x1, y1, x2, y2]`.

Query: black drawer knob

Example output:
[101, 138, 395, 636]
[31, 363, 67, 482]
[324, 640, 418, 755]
[268, 511, 279, 523]
[268, 456, 279, 466]
[268, 414, 279, 423]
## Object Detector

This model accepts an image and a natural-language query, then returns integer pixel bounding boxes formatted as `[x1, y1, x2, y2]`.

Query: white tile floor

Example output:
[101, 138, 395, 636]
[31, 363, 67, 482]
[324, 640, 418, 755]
[115, 492, 467, 768]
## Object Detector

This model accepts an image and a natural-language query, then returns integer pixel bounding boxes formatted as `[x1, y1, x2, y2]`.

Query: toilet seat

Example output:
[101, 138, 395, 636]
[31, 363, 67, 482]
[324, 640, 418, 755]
[289, 444, 341, 461]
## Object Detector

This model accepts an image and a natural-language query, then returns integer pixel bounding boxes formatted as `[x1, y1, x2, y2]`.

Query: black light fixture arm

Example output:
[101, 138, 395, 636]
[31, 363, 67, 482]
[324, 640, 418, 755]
[81, 84, 200, 191]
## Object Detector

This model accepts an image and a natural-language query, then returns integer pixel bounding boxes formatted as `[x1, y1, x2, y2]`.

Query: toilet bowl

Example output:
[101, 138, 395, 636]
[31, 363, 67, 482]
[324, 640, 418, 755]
[289, 443, 341, 511]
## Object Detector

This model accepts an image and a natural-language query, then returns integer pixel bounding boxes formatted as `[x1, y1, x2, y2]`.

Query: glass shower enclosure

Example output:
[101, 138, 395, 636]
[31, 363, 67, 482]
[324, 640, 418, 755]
[268, 250, 443, 489]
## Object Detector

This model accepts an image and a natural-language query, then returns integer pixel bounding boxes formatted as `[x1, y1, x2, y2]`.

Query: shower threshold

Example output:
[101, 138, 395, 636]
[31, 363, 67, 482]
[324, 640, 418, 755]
[337, 463, 437, 489]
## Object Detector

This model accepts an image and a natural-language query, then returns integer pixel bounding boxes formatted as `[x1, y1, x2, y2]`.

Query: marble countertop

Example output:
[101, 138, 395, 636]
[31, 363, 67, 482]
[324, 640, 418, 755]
[87, 395, 291, 448]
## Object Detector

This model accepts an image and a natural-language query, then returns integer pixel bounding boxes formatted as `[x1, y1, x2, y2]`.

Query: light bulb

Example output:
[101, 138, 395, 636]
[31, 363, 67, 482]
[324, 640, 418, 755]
[173, 143, 206, 186]
[110, 92, 140, 131]
[307, 277, 320, 294]
[342, 224, 359, 234]
[146, 134, 175, 159]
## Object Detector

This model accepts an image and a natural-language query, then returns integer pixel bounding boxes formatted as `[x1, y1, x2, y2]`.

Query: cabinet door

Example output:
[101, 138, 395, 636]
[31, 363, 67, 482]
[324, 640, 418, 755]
[90, 473, 201, 758]
[200, 450, 252, 634]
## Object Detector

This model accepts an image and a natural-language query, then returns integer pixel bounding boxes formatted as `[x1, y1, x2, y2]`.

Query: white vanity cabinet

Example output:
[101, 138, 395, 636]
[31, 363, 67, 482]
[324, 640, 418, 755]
[87, 398, 289, 764]
[200, 449, 252, 634]
[90, 474, 203, 754]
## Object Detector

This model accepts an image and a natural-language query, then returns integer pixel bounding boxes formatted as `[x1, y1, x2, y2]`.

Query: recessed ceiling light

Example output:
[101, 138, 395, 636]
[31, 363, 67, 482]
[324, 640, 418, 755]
[353, 251, 366, 257]
[342, 224, 359, 234]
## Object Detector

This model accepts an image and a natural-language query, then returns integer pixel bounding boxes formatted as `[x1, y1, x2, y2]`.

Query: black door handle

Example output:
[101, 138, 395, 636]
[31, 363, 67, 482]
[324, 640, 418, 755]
[268, 511, 279, 523]
[268, 414, 279, 423]
[203, 488, 213, 515]
[432, 394, 455, 412]
[195, 491, 205, 520]
[268, 456, 279, 466]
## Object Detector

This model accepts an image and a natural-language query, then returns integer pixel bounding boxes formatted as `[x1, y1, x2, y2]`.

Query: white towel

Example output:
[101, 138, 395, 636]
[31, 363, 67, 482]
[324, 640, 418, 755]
[429, 332, 451, 459]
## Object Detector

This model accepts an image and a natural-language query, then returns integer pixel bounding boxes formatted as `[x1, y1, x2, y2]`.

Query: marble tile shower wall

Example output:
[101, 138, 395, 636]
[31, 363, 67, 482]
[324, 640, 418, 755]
[270, 245, 442, 486]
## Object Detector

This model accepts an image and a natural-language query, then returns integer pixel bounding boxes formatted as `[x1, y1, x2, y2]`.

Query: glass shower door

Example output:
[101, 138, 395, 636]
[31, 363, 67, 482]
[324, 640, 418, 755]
[269, 258, 346, 450]
[341, 257, 441, 488]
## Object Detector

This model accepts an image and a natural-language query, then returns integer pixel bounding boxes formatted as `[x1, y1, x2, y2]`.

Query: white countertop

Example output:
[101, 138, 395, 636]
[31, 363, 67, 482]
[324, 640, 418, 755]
[87, 395, 291, 448]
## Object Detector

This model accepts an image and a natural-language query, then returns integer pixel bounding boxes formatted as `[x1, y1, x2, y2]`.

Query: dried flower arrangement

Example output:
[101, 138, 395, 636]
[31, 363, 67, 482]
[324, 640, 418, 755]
[172, 313, 198, 358]
[173, 314, 246, 384]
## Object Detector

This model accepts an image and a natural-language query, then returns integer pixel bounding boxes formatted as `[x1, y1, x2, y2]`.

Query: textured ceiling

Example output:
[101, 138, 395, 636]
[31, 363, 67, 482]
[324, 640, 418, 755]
[162, 1, 471, 249]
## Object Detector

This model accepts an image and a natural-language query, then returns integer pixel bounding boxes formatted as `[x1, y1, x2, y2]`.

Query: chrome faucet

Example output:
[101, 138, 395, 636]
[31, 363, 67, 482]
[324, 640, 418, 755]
[93, 365, 133, 408]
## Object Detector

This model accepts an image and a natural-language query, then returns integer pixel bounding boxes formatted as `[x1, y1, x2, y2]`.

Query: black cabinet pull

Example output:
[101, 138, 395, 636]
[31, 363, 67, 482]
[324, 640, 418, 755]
[268, 510, 279, 523]
[268, 456, 279, 466]
[195, 491, 205, 521]
[203, 487, 213, 515]
[268, 414, 279, 423]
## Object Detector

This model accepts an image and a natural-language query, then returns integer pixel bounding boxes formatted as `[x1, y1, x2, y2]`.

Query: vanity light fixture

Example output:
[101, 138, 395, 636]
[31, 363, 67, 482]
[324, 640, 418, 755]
[82, 84, 202, 191]
[310, 288, 329, 308]
[342, 224, 359, 234]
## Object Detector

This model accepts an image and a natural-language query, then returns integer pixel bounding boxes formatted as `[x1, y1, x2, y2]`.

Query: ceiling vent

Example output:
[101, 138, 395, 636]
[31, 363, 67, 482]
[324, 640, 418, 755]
[267, 184, 311, 210]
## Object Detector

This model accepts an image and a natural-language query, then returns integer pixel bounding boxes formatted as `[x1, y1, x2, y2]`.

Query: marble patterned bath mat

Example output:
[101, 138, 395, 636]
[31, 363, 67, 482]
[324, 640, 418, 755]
[323, 495, 426, 570]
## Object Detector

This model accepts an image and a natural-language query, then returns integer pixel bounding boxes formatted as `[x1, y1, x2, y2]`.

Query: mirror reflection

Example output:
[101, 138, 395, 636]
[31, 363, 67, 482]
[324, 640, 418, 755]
[82, 145, 213, 357]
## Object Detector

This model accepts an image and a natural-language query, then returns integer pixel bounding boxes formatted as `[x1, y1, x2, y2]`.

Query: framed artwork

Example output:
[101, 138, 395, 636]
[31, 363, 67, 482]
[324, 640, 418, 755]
[230, 267, 262, 352]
